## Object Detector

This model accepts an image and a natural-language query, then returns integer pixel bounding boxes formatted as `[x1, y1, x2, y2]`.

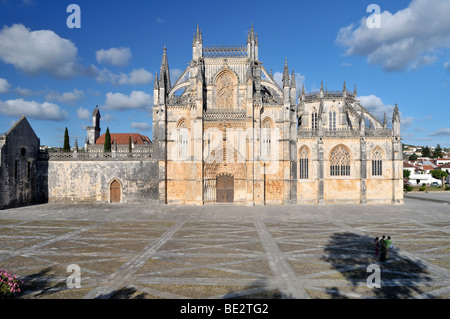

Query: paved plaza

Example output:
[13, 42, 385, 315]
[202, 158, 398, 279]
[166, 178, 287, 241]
[1, 194, 450, 299]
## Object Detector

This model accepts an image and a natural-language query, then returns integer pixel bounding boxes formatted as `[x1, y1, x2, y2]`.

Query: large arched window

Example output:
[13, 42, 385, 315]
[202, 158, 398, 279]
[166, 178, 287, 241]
[177, 119, 189, 159]
[261, 118, 272, 159]
[372, 147, 383, 176]
[330, 145, 350, 176]
[299, 146, 309, 179]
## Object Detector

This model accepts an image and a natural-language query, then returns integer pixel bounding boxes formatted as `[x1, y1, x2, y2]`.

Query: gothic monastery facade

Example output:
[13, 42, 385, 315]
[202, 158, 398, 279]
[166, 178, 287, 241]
[152, 25, 403, 205]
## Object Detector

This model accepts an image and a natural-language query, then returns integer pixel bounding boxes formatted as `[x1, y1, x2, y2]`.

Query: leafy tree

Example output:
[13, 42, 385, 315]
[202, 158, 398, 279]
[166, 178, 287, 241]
[403, 169, 411, 180]
[421, 146, 431, 157]
[432, 144, 443, 158]
[430, 169, 448, 186]
[408, 153, 418, 161]
[104, 127, 111, 152]
[128, 135, 132, 153]
[63, 127, 70, 152]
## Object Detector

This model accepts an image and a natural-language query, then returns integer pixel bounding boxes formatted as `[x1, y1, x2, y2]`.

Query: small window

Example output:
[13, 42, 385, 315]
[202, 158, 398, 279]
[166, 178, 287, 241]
[312, 111, 318, 130]
[15, 160, 18, 179]
[329, 110, 336, 131]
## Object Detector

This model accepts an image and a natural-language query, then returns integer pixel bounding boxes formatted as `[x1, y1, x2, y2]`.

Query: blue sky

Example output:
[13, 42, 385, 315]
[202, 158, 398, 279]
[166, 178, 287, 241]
[0, 0, 449, 149]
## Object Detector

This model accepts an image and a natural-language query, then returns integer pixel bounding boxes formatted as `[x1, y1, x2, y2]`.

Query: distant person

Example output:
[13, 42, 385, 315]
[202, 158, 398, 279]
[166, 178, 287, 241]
[374, 237, 380, 260]
[386, 236, 393, 259]
[380, 236, 386, 262]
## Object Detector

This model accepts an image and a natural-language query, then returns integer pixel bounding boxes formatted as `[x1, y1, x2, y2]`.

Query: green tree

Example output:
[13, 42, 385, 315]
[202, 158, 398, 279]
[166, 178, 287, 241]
[430, 169, 448, 186]
[408, 153, 418, 161]
[63, 127, 70, 152]
[421, 146, 431, 157]
[104, 127, 111, 152]
[432, 144, 443, 158]
[403, 169, 411, 180]
[128, 135, 132, 153]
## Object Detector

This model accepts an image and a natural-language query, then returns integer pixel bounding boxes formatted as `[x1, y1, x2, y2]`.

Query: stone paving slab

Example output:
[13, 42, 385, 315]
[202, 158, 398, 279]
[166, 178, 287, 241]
[1, 197, 450, 299]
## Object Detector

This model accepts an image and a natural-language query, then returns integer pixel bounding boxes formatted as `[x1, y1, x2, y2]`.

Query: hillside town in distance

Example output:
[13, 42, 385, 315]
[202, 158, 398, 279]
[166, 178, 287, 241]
[402, 144, 450, 190]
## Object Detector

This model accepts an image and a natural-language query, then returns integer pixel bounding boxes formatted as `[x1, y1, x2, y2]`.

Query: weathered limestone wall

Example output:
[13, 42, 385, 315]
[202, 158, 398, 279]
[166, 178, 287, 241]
[0, 117, 40, 210]
[41, 160, 158, 204]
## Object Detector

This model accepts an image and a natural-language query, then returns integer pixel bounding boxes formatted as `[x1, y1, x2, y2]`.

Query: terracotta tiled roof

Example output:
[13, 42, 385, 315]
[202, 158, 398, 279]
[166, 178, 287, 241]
[403, 162, 415, 168]
[437, 162, 450, 169]
[96, 133, 151, 145]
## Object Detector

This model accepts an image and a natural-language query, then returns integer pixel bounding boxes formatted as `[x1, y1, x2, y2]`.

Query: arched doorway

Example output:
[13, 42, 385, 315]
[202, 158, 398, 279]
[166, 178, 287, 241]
[216, 174, 234, 203]
[110, 179, 121, 203]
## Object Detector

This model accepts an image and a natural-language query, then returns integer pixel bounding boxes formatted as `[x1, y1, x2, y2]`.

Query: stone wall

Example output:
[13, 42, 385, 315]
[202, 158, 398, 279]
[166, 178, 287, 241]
[38, 159, 158, 204]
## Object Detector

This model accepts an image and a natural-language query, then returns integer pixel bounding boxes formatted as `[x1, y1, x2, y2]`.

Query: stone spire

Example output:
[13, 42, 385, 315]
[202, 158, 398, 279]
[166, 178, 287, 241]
[159, 46, 171, 93]
[354, 84, 357, 96]
[383, 112, 387, 128]
[290, 70, 296, 88]
[195, 23, 203, 44]
[343, 81, 346, 92]
[282, 58, 289, 87]
[153, 71, 159, 90]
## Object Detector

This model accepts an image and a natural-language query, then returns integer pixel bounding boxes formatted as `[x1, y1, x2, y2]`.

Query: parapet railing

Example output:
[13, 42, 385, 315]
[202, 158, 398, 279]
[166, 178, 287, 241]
[203, 45, 248, 58]
[298, 127, 392, 137]
[204, 109, 246, 120]
[39, 150, 153, 161]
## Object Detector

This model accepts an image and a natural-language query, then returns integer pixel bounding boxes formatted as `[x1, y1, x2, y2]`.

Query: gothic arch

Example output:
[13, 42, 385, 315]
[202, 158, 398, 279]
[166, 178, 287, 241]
[213, 70, 238, 110]
[176, 117, 189, 129]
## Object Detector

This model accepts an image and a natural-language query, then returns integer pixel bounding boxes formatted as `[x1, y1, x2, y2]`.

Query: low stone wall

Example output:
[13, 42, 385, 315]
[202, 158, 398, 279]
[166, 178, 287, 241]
[37, 159, 158, 204]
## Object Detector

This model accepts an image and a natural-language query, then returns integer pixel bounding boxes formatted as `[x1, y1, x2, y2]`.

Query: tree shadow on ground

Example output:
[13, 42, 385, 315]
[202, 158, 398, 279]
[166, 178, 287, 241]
[321, 232, 433, 299]
[15, 267, 66, 299]
[95, 286, 147, 299]
[222, 278, 293, 299]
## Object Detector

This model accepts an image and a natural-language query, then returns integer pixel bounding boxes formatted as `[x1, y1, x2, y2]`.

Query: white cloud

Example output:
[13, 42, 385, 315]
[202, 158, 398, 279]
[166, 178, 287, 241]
[15, 86, 36, 97]
[131, 122, 151, 131]
[0, 24, 98, 78]
[359, 95, 394, 121]
[76, 107, 90, 120]
[96, 47, 132, 66]
[46, 89, 85, 103]
[0, 78, 11, 93]
[445, 60, 450, 72]
[359, 94, 413, 127]
[336, 0, 450, 71]
[0, 98, 67, 120]
[429, 128, 450, 136]
[103, 90, 152, 111]
[273, 71, 305, 89]
[96, 68, 153, 85]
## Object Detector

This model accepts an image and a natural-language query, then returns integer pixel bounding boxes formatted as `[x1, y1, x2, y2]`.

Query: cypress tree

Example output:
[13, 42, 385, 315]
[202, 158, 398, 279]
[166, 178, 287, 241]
[104, 127, 111, 152]
[63, 127, 70, 152]
[128, 135, 132, 153]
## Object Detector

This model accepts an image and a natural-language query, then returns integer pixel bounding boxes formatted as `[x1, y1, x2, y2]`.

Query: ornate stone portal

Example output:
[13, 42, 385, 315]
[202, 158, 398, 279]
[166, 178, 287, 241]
[152, 25, 403, 205]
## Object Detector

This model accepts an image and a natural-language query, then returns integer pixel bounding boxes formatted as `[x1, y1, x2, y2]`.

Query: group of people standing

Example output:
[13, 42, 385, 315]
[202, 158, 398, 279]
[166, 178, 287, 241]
[374, 236, 393, 261]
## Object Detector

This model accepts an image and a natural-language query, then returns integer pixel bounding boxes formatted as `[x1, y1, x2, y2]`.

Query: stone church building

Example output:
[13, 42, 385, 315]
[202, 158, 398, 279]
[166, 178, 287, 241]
[153, 25, 403, 205]
[0, 25, 403, 209]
